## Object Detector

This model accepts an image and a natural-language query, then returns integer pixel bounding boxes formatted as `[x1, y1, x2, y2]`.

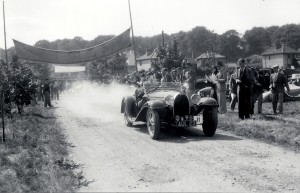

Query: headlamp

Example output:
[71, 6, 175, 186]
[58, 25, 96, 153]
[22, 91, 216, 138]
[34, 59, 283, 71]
[191, 94, 201, 105]
[165, 95, 174, 106]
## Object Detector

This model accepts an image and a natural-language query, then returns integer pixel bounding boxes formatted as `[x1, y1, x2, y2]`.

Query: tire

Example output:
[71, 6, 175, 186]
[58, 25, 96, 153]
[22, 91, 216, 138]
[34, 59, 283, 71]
[124, 111, 133, 127]
[146, 109, 161, 140]
[202, 107, 218, 137]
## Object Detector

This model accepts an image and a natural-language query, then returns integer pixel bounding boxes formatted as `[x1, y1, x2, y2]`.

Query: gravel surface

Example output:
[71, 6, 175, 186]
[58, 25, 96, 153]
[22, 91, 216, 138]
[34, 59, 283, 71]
[54, 84, 300, 192]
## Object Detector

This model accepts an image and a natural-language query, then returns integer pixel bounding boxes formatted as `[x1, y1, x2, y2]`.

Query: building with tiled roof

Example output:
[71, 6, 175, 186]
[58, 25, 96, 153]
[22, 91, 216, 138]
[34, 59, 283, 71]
[195, 52, 226, 68]
[136, 51, 157, 71]
[261, 44, 300, 69]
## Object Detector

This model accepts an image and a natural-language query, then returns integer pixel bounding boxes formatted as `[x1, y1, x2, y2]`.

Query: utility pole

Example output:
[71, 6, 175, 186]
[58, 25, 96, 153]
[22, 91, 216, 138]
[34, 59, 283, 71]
[3, 1, 7, 64]
[128, 0, 138, 72]
[1, 0, 6, 142]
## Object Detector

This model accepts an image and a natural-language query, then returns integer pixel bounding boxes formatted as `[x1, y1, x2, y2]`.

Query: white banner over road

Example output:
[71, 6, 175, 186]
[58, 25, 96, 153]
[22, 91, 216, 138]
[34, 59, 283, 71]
[55, 66, 86, 73]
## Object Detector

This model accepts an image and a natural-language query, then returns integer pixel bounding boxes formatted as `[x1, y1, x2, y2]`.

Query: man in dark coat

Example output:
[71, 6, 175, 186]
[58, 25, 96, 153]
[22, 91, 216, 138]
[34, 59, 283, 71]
[270, 65, 290, 114]
[43, 79, 53, 107]
[236, 58, 256, 119]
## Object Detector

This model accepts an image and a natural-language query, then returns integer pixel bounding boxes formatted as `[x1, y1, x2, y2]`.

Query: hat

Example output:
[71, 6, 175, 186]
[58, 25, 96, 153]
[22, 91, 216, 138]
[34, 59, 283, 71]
[237, 58, 245, 64]
[272, 65, 279, 69]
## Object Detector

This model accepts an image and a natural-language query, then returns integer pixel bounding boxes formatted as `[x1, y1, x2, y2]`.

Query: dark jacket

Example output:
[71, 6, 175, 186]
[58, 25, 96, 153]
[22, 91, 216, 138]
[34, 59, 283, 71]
[270, 72, 290, 93]
[43, 83, 50, 92]
[236, 66, 256, 87]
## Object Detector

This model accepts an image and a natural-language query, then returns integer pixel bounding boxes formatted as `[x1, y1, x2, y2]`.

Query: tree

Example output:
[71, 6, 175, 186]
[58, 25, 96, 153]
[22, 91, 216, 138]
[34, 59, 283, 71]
[186, 26, 215, 54]
[151, 37, 184, 71]
[219, 30, 244, 62]
[243, 27, 272, 56]
[275, 24, 300, 50]
[0, 55, 36, 114]
[35, 40, 51, 49]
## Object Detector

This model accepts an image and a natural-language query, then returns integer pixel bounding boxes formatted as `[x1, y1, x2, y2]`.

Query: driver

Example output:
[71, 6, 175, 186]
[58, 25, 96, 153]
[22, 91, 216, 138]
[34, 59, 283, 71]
[135, 74, 149, 108]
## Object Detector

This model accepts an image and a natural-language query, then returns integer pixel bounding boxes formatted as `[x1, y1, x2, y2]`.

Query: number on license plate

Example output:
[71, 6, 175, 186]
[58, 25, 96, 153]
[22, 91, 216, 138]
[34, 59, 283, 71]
[194, 116, 202, 124]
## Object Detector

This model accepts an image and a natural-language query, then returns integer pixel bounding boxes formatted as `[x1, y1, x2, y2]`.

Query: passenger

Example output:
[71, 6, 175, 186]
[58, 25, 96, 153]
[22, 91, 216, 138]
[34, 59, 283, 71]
[135, 74, 149, 108]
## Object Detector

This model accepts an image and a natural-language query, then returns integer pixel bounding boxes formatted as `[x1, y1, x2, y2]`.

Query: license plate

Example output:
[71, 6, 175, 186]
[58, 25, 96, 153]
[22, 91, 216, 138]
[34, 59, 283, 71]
[176, 121, 196, 127]
[194, 115, 202, 124]
[175, 115, 198, 127]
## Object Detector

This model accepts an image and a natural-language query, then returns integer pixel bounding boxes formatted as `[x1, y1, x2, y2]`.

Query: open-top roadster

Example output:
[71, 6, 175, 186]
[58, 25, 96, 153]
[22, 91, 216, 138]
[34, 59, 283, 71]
[121, 82, 218, 140]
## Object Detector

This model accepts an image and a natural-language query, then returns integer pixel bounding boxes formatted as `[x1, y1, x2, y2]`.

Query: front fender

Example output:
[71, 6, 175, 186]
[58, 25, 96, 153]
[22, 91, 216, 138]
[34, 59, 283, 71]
[192, 97, 218, 115]
[198, 97, 218, 107]
[135, 100, 170, 122]
[121, 96, 136, 114]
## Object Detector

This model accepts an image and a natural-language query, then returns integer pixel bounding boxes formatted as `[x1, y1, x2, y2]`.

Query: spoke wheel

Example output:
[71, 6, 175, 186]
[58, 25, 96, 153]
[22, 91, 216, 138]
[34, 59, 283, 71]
[146, 109, 160, 140]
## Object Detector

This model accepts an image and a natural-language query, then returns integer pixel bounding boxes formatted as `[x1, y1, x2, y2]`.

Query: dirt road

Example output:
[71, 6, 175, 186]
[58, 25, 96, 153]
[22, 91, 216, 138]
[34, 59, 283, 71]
[55, 83, 300, 192]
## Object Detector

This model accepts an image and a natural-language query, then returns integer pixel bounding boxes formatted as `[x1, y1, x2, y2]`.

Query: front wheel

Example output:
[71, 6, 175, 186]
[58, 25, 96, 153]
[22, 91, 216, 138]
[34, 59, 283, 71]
[202, 107, 218, 137]
[146, 109, 161, 140]
[124, 112, 134, 127]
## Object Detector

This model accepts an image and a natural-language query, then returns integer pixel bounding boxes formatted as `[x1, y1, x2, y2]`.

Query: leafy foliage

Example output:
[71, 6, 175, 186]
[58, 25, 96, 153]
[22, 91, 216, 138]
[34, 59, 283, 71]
[86, 53, 127, 82]
[151, 37, 184, 71]
[0, 56, 36, 114]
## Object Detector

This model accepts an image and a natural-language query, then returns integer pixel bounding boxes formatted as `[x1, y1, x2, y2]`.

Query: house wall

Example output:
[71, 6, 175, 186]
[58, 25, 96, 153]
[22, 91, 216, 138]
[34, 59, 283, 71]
[262, 54, 284, 68]
[137, 60, 151, 72]
[126, 52, 136, 72]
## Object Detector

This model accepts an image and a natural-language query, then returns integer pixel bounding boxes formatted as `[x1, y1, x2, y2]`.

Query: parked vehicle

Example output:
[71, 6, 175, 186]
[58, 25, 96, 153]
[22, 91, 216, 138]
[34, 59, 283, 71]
[262, 83, 300, 102]
[121, 82, 218, 140]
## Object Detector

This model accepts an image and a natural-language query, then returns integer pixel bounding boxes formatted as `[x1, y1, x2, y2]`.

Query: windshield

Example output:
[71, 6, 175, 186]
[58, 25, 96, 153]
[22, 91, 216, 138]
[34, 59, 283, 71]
[144, 82, 182, 94]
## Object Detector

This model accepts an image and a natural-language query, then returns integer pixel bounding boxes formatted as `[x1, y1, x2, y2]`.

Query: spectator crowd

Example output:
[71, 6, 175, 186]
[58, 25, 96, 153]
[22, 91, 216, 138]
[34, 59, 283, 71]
[116, 58, 292, 119]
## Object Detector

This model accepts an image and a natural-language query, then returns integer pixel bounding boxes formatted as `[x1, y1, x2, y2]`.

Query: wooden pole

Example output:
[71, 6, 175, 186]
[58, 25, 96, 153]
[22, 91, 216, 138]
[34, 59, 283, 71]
[3, 1, 7, 65]
[3, 0, 12, 118]
[1, 1, 6, 142]
[1, 92, 4, 142]
[128, 0, 138, 72]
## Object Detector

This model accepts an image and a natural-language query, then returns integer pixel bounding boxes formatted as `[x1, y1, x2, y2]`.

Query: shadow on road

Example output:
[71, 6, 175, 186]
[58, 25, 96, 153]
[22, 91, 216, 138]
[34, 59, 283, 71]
[131, 123, 242, 143]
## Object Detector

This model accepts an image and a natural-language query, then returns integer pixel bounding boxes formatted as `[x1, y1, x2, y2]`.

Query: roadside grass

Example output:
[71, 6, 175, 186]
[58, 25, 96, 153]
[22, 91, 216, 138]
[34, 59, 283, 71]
[0, 105, 89, 192]
[219, 101, 300, 151]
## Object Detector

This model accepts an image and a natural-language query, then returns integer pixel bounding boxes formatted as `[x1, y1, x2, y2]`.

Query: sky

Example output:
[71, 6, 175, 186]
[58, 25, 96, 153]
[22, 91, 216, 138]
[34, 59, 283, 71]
[0, 0, 299, 49]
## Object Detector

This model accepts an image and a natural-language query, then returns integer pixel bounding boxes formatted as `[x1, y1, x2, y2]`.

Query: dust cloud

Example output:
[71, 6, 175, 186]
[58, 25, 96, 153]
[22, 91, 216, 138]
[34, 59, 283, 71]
[59, 81, 135, 122]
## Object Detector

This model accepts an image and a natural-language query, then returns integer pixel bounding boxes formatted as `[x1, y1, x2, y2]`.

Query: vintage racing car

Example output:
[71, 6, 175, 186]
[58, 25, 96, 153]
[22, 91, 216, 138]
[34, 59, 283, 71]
[121, 82, 218, 140]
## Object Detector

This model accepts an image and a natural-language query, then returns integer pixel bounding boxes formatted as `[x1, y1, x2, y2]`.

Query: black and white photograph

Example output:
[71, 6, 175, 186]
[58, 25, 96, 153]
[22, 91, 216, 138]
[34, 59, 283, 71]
[0, 0, 300, 192]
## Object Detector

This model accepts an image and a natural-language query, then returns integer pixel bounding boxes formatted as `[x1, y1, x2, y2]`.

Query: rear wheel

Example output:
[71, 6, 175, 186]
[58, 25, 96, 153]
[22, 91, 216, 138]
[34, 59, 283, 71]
[202, 107, 218, 137]
[146, 109, 160, 140]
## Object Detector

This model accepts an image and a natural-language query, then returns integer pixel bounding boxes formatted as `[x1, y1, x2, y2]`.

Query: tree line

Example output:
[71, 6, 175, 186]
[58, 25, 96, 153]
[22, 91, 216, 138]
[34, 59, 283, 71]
[1, 23, 300, 64]
[135, 24, 300, 63]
